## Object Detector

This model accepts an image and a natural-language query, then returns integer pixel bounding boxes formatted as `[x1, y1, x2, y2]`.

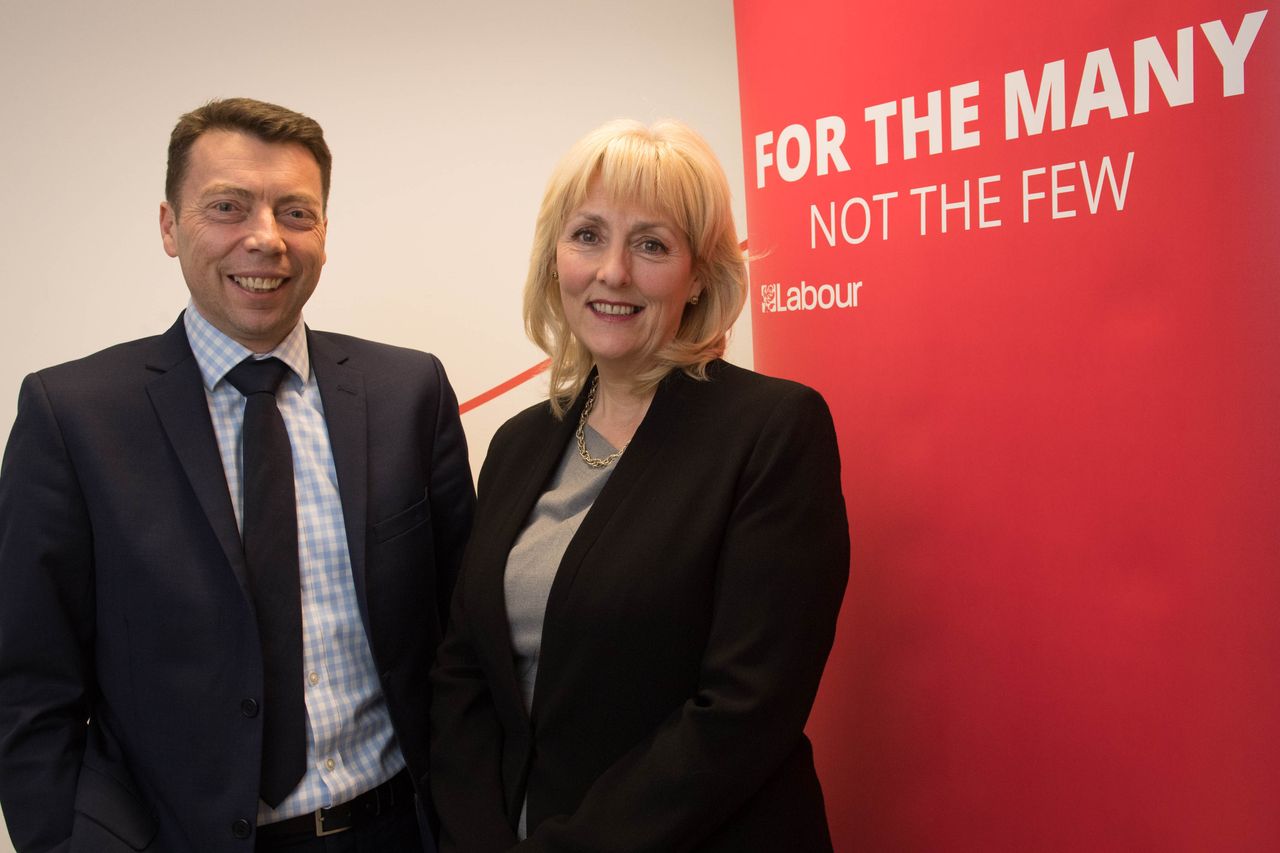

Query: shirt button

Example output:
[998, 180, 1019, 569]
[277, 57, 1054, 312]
[231, 818, 252, 839]
[308, 671, 320, 685]
[325, 758, 336, 771]
[240, 698, 259, 718]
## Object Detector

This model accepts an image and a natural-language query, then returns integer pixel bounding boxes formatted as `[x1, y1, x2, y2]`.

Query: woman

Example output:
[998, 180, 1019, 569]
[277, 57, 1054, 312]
[430, 119, 849, 852]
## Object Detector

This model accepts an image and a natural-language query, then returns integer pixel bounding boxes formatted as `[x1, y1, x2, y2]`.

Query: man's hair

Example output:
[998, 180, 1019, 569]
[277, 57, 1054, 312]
[523, 118, 748, 417]
[165, 97, 332, 209]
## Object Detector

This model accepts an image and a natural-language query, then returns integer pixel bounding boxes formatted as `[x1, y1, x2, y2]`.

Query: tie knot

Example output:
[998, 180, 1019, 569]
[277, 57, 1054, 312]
[225, 357, 291, 398]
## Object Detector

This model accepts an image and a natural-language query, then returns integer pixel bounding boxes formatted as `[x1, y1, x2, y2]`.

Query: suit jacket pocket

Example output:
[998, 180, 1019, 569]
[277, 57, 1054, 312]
[372, 491, 431, 543]
[72, 764, 158, 851]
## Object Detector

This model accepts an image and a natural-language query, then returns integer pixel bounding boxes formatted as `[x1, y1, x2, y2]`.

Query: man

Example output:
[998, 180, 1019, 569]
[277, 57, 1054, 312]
[0, 98, 474, 852]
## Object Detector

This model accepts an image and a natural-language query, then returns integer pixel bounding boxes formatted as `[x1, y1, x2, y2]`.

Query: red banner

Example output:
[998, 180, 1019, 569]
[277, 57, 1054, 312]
[735, 1, 1279, 849]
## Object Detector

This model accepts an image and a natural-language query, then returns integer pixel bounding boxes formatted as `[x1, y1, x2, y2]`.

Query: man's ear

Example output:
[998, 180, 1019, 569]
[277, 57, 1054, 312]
[159, 202, 179, 258]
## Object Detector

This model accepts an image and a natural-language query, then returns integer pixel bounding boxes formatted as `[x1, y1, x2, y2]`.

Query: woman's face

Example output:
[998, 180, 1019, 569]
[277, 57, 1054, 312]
[556, 181, 698, 381]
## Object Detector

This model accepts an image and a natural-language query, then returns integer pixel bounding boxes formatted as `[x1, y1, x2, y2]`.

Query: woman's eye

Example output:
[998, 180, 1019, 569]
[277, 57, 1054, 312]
[639, 238, 669, 254]
[573, 228, 599, 244]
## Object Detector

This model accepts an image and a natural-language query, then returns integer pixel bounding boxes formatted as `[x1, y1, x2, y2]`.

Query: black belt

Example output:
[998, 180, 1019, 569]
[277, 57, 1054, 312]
[256, 769, 414, 842]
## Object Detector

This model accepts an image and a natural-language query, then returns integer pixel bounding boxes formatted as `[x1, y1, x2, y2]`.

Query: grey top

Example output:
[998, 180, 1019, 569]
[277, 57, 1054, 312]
[504, 424, 619, 713]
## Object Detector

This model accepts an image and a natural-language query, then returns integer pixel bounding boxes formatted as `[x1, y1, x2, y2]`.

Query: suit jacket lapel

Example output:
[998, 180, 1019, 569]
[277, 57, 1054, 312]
[308, 330, 371, 613]
[471, 372, 691, 721]
[145, 317, 249, 593]
[492, 393, 586, 561]
[544, 372, 683, 612]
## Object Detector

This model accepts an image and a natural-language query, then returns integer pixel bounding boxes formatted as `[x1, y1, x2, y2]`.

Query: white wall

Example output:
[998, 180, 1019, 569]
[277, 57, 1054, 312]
[0, 1, 746, 848]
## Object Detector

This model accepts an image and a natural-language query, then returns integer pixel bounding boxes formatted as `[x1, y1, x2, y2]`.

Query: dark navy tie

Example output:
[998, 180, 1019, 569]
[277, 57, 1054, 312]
[226, 357, 305, 807]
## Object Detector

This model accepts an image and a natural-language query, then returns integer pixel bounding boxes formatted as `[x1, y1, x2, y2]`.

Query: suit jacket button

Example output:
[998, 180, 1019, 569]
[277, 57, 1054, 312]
[231, 818, 252, 839]
[241, 698, 259, 717]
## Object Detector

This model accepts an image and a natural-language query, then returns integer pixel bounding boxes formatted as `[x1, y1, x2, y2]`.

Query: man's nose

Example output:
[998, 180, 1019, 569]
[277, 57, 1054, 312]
[244, 209, 286, 254]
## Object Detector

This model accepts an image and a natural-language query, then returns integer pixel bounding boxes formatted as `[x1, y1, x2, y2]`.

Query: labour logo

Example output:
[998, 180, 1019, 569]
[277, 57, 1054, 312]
[761, 283, 781, 313]
[758, 281, 862, 314]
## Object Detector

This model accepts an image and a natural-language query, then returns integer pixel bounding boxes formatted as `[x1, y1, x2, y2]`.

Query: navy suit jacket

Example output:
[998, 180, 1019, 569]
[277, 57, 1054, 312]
[0, 315, 475, 852]
[430, 361, 849, 852]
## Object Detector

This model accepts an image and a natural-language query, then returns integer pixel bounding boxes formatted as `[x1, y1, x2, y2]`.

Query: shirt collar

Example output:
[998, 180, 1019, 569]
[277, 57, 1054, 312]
[183, 302, 311, 392]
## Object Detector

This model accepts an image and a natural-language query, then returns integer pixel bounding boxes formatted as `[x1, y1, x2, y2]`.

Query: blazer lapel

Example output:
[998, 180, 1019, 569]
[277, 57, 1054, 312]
[145, 317, 249, 593]
[547, 371, 686, 610]
[491, 394, 585, 559]
[308, 331, 370, 612]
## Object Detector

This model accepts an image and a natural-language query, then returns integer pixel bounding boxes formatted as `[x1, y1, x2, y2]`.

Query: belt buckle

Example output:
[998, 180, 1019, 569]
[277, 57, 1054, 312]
[314, 808, 351, 837]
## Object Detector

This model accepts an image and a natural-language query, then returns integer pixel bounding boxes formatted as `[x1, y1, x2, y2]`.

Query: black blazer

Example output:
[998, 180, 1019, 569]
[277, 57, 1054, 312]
[0, 315, 475, 852]
[430, 361, 849, 852]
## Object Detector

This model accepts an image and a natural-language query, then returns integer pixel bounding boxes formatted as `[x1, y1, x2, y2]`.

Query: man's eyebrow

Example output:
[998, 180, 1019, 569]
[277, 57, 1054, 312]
[198, 183, 254, 200]
[276, 193, 323, 209]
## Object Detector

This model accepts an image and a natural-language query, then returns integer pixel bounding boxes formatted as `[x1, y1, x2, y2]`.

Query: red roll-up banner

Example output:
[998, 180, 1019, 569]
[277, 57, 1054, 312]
[735, 1, 1279, 850]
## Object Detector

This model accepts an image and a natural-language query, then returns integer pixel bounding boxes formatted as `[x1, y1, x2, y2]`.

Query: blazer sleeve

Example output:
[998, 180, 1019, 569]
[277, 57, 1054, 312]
[430, 428, 522, 853]
[426, 355, 476, 626]
[0, 373, 95, 852]
[522, 384, 850, 852]
[430, 570, 522, 852]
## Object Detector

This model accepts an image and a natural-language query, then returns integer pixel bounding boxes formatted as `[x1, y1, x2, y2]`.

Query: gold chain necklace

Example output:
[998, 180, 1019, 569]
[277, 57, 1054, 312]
[576, 377, 627, 469]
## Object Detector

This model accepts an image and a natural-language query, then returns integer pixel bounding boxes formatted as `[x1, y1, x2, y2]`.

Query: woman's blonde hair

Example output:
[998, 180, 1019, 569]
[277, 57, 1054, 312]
[523, 118, 747, 416]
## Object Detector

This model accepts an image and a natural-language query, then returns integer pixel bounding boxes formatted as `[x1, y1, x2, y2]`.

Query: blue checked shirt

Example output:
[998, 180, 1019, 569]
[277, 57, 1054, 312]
[184, 306, 404, 824]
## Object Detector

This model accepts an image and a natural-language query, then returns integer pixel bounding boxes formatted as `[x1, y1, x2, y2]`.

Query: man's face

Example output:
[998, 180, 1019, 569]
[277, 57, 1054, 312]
[160, 130, 327, 352]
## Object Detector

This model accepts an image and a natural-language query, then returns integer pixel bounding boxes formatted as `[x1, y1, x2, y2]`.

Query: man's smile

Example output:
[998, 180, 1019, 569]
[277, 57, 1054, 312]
[231, 275, 286, 293]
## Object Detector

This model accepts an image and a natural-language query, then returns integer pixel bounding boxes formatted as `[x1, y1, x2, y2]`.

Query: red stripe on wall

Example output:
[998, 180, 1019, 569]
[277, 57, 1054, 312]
[459, 358, 552, 415]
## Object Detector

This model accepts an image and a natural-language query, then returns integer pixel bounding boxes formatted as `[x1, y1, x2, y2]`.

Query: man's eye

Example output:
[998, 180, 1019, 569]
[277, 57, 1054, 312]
[214, 202, 236, 213]
[280, 209, 320, 228]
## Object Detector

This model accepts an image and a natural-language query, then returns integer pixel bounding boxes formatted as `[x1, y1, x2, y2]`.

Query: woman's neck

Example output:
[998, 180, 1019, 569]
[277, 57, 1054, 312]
[586, 371, 655, 450]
